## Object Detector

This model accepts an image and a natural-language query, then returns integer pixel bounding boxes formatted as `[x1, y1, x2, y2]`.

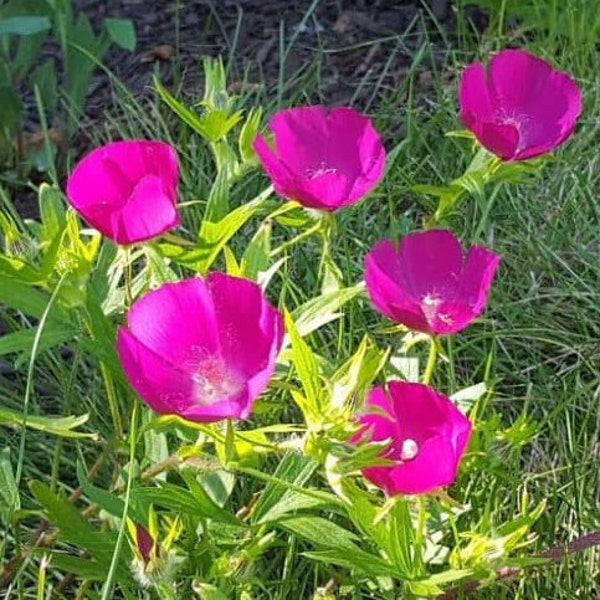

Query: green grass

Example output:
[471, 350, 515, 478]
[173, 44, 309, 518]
[1, 0, 600, 598]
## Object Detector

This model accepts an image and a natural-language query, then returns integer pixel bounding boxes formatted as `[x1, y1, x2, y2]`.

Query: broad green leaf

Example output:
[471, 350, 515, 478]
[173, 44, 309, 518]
[43, 553, 111, 581]
[139, 481, 242, 527]
[284, 310, 324, 425]
[304, 548, 395, 578]
[238, 107, 262, 164]
[241, 218, 271, 280]
[38, 184, 65, 244]
[0, 448, 19, 525]
[64, 15, 106, 131]
[29, 59, 58, 117]
[29, 480, 131, 580]
[76, 462, 127, 520]
[0, 407, 95, 439]
[183, 467, 235, 509]
[0, 16, 51, 36]
[0, 276, 53, 317]
[277, 516, 361, 550]
[292, 284, 363, 337]
[252, 452, 319, 524]
[451, 382, 487, 413]
[159, 192, 269, 274]
[193, 582, 230, 600]
[204, 169, 230, 222]
[104, 18, 136, 51]
[0, 85, 23, 128]
[0, 323, 76, 359]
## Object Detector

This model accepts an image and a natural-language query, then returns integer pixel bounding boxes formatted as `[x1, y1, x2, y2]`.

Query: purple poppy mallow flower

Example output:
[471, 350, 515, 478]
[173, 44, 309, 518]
[459, 48, 582, 161]
[351, 382, 472, 496]
[252, 105, 386, 211]
[364, 229, 500, 336]
[116, 273, 284, 423]
[66, 140, 180, 245]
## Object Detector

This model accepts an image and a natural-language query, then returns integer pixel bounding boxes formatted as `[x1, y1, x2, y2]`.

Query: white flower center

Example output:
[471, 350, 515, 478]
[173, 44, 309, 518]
[192, 357, 242, 406]
[400, 438, 419, 461]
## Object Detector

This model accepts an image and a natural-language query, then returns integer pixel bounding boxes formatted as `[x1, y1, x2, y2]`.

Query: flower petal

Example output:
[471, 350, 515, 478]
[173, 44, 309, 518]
[206, 272, 284, 379]
[112, 174, 179, 244]
[116, 327, 194, 415]
[455, 245, 501, 314]
[365, 239, 429, 332]
[475, 121, 520, 161]
[125, 278, 220, 370]
[459, 61, 495, 128]
[397, 230, 463, 298]
[66, 140, 179, 244]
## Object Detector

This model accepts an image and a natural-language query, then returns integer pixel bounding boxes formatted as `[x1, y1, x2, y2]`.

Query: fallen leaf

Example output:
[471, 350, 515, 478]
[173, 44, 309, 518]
[140, 44, 175, 63]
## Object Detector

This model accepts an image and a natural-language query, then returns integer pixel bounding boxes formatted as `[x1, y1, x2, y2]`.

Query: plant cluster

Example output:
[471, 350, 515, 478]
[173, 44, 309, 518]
[0, 47, 589, 599]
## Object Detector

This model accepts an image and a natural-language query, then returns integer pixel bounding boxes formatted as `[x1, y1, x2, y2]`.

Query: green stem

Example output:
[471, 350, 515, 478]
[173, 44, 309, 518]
[100, 362, 123, 440]
[101, 402, 138, 600]
[123, 245, 133, 306]
[428, 148, 501, 227]
[318, 212, 342, 287]
[16, 274, 66, 489]
[422, 336, 438, 386]
[270, 220, 322, 257]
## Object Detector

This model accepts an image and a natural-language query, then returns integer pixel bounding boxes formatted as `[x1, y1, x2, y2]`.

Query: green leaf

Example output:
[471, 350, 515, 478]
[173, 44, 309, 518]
[238, 107, 262, 165]
[330, 336, 389, 410]
[193, 582, 230, 600]
[252, 452, 319, 524]
[204, 469, 236, 506]
[0, 85, 23, 128]
[64, 14, 105, 129]
[284, 310, 324, 425]
[204, 169, 230, 222]
[154, 75, 214, 140]
[277, 515, 361, 550]
[0, 323, 76, 358]
[292, 284, 363, 337]
[104, 18, 136, 51]
[139, 481, 243, 527]
[76, 462, 127, 520]
[29, 59, 58, 117]
[159, 192, 269, 274]
[304, 548, 395, 578]
[29, 480, 131, 581]
[0, 407, 96, 439]
[0, 16, 51, 36]
[0, 277, 52, 317]
[44, 553, 111, 581]
[0, 448, 19, 525]
[241, 218, 271, 280]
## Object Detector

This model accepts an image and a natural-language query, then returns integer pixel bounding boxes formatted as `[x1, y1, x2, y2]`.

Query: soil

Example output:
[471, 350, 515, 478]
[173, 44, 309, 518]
[75, 0, 487, 119]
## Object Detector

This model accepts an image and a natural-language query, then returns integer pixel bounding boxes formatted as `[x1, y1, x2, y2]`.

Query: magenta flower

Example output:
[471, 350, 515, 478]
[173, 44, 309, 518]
[116, 273, 284, 423]
[459, 49, 582, 161]
[364, 229, 500, 335]
[253, 105, 385, 211]
[66, 140, 179, 244]
[352, 382, 472, 496]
